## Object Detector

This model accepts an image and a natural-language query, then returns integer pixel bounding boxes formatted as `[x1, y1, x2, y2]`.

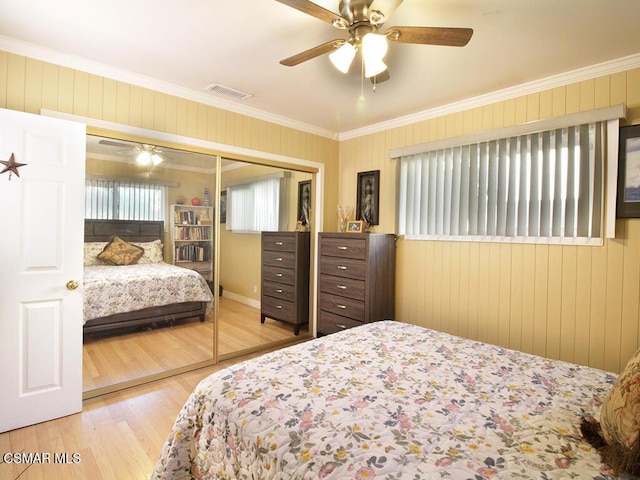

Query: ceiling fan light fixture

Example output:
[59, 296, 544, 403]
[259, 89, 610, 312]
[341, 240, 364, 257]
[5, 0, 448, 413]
[136, 146, 164, 167]
[362, 33, 389, 78]
[364, 57, 387, 78]
[136, 150, 151, 166]
[329, 42, 357, 73]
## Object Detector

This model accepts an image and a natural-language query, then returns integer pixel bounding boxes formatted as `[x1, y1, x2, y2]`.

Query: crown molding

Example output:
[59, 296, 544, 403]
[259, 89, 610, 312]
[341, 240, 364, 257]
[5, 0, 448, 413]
[0, 36, 338, 140]
[2, 36, 639, 143]
[338, 52, 640, 141]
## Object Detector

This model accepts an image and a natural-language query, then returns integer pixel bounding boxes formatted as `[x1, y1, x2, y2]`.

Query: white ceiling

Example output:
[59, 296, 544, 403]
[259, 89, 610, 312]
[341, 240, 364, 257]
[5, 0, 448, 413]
[1, 0, 639, 137]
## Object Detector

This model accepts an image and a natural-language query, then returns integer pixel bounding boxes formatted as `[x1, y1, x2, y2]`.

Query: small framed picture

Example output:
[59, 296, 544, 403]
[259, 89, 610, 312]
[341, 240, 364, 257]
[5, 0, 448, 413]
[617, 125, 640, 218]
[356, 170, 380, 226]
[220, 190, 227, 223]
[297, 180, 311, 226]
[346, 220, 364, 233]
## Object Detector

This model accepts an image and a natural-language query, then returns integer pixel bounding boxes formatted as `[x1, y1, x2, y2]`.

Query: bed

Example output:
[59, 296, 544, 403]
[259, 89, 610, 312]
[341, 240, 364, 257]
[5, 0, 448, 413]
[83, 219, 213, 339]
[151, 321, 628, 479]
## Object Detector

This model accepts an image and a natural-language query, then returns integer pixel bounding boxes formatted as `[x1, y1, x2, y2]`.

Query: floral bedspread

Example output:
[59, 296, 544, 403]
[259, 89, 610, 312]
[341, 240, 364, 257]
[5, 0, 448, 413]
[152, 321, 618, 480]
[83, 263, 213, 322]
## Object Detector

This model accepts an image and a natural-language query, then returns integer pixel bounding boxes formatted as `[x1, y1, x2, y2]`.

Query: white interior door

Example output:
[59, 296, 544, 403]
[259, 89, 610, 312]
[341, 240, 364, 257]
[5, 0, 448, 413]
[0, 108, 86, 433]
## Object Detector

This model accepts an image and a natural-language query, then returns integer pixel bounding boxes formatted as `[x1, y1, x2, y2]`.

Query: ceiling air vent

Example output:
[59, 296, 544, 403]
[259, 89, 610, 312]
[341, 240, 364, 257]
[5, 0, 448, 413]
[205, 83, 253, 101]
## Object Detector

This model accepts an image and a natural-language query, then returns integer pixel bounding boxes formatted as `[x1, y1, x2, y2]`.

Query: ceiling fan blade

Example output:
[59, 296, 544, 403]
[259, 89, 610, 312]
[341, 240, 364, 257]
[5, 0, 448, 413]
[274, 0, 340, 26]
[369, 0, 404, 23]
[386, 26, 473, 47]
[280, 39, 344, 66]
[98, 139, 136, 149]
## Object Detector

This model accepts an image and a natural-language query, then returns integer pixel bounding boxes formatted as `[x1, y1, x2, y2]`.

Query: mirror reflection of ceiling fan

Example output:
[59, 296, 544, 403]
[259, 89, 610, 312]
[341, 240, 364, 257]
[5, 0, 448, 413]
[276, 0, 473, 81]
[98, 139, 165, 167]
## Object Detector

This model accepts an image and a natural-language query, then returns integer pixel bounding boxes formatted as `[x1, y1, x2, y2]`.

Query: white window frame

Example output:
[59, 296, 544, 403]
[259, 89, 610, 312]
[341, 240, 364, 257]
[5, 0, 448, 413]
[392, 105, 626, 245]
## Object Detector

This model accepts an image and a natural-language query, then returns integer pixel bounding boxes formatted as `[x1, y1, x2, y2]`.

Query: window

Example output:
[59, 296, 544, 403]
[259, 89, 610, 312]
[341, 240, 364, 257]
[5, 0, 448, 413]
[85, 178, 166, 222]
[226, 175, 289, 232]
[394, 104, 630, 245]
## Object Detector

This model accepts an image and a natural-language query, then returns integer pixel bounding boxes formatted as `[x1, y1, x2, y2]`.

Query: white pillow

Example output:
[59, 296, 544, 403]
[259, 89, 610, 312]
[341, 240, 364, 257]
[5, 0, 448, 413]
[133, 239, 164, 264]
[84, 242, 108, 266]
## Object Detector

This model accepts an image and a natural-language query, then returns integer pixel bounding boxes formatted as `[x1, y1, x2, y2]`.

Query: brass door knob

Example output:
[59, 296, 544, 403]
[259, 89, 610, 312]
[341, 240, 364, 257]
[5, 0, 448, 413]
[66, 280, 79, 290]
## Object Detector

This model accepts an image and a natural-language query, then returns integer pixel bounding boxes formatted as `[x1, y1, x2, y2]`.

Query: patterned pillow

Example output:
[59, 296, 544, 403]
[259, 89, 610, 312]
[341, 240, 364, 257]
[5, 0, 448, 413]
[84, 242, 108, 266]
[97, 236, 144, 266]
[600, 348, 640, 449]
[133, 239, 164, 264]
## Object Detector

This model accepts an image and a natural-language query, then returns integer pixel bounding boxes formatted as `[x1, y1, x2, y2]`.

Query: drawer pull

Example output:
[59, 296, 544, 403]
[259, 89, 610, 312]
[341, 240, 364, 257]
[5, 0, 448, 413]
[336, 265, 348, 270]
[336, 304, 347, 309]
[275, 257, 283, 261]
[276, 273, 283, 277]
[275, 242, 284, 246]
[275, 289, 283, 293]
[336, 285, 347, 289]
[337, 246, 348, 250]
[336, 323, 347, 329]
[276, 305, 282, 309]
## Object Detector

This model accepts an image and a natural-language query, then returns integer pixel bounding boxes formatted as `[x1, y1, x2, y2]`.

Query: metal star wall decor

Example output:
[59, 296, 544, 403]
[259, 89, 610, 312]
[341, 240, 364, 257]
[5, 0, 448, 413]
[0, 153, 27, 180]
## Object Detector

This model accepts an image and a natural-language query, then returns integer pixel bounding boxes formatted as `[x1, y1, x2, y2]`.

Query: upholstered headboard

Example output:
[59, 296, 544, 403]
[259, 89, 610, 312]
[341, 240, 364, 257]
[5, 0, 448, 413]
[84, 219, 164, 242]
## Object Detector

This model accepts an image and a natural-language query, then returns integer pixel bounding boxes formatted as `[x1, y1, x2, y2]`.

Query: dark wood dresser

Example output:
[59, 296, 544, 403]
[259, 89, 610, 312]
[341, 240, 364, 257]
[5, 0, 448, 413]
[318, 232, 396, 335]
[261, 231, 310, 335]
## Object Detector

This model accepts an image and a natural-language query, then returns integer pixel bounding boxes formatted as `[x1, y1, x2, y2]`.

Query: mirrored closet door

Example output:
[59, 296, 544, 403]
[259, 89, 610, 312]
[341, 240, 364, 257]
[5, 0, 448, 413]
[217, 160, 313, 359]
[82, 134, 315, 396]
[82, 135, 217, 393]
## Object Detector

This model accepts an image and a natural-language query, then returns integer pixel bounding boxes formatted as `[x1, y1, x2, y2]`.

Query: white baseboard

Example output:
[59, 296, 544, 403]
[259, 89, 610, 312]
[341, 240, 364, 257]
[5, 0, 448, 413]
[222, 290, 261, 309]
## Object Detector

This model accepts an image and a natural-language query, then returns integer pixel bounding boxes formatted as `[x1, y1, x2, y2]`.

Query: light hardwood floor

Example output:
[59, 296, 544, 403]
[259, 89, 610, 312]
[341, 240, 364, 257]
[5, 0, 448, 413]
[0, 353, 270, 480]
[1, 297, 311, 479]
[83, 297, 309, 391]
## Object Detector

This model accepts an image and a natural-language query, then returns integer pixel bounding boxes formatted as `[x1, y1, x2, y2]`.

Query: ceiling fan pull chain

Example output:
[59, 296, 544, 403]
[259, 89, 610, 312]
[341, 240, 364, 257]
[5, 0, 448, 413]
[359, 55, 365, 102]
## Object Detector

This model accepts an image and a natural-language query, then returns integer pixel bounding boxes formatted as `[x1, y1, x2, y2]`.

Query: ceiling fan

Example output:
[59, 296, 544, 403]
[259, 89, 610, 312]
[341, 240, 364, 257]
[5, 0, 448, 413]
[98, 139, 165, 167]
[276, 0, 473, 80]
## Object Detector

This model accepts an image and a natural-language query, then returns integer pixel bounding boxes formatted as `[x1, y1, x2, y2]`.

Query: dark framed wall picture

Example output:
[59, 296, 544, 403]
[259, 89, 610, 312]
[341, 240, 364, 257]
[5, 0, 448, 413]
[617, 125, 640, 218]
[356, 170, 380, 226]
[220, 190, 227, 223]
[297, 180, 311, 225]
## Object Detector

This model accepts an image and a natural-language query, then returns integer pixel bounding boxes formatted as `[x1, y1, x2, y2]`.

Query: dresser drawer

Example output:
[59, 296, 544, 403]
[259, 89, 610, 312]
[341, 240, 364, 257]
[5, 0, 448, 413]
[262, 295, 296, 323]
[262, 250, 295, 269]
[262, 234, 296, 252]
[320, 236, 367, 260]
[320, 255, 366, 280]
[319, 274, 365, 301]
[262, 265, 295, 285]
[262, 282, 295, 302]
[318, 292, 364, 321]
[318, 310, 363, 335]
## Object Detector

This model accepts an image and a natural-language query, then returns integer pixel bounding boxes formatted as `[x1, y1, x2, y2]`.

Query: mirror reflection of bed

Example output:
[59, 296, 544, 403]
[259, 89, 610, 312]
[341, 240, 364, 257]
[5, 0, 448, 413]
[83, 135, 313, 394]
[82, 218, 214, 391]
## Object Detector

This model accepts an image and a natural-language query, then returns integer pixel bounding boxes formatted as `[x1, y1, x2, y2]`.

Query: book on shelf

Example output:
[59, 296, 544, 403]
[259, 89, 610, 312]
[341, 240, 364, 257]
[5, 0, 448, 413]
[174, 225, 211, 240]
[174, 242, 211, 262]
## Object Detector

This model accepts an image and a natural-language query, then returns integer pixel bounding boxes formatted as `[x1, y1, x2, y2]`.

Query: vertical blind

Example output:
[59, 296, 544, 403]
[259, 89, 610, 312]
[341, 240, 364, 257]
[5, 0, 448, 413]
[227, 177, 283, 232]
[85, 178, 166, 222]
[397, 122, 605, 244]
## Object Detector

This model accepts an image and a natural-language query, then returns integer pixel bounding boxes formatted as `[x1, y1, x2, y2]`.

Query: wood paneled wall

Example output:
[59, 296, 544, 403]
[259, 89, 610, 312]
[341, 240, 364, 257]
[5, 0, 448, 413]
[0, 51, 339, 230]
[4, 48, 640, 374]
[339, 68, 640, 373]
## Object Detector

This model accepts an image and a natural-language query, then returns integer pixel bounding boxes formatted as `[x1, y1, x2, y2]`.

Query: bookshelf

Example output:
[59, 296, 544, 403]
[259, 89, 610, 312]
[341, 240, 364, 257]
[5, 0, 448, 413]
[170, 204, 214, 281]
